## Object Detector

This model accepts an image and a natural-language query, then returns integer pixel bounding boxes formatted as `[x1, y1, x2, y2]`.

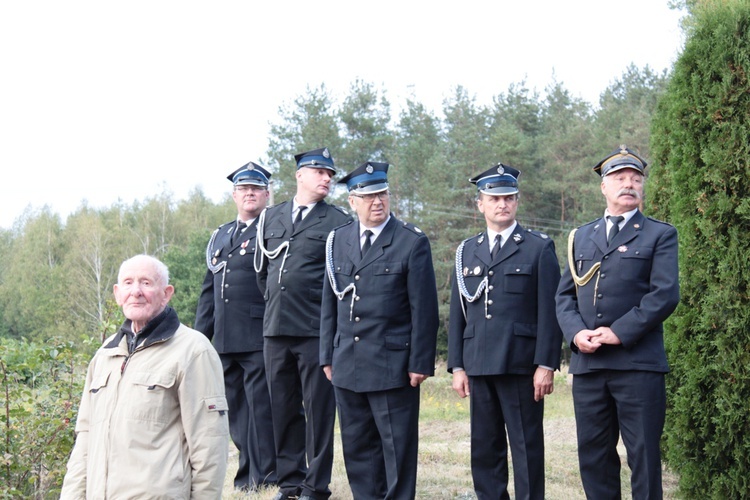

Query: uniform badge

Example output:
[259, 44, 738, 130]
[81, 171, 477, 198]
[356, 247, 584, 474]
[366, 164, 374, 174]
[473, 266, 481, 275]
[633, 224, 640, 229]
[513, 233, 522, 242]
[463, 266, 469, 277]
[478, 234, 485, 244]
[212, 257, 218, 265]
[214, 249, 221, 257]
[240, 240, 249, 255]
[618, 245, 628, 253]
[413, 226, 422, 233]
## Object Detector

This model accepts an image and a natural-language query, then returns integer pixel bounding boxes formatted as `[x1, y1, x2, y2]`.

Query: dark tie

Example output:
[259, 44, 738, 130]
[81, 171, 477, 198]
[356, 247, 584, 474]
[491, 234, 502, 259]
[231, 222, 246, 245]
[293, 205, 307, 231]
[362, 229, 373, 257]
[607, 215, 624, 245]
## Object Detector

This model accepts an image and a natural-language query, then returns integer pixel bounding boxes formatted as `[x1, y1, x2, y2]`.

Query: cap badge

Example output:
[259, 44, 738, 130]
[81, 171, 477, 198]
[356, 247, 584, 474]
[497, 166, 505, 175]
[323, 148, 330, 158]
[618, 245, 628, 253]
[619, 145, 628, 155]
[366, 165, 374, 174]
[248, 164, 254, 171]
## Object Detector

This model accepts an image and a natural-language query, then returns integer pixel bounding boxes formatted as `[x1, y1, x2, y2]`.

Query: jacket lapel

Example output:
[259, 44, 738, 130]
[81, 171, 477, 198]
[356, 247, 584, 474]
[357, 217, 396, 270]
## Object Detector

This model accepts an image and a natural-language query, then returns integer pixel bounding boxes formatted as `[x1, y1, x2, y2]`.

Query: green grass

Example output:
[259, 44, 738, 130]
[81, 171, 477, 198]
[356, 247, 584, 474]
[226, 365, 679, 499]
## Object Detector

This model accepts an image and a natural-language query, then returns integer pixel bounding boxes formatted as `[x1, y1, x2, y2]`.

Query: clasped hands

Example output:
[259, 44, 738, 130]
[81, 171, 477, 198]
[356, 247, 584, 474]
[574, 326, 621, 354]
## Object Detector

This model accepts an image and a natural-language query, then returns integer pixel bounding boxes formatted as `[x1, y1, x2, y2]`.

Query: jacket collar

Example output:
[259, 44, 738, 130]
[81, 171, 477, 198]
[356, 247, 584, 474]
[106, 306, 180, 352]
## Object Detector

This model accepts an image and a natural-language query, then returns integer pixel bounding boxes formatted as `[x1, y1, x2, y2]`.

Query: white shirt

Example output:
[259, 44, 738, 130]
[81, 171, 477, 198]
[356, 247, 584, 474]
[360, 216, 391, 249]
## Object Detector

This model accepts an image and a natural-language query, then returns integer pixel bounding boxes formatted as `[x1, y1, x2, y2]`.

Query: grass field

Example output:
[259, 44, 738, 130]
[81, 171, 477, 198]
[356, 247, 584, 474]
[224, 364, 679, 499]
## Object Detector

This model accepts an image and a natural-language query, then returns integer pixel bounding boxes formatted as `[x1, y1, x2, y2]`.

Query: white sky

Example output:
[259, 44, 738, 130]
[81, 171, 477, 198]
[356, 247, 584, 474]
[0, 1, 685, 229]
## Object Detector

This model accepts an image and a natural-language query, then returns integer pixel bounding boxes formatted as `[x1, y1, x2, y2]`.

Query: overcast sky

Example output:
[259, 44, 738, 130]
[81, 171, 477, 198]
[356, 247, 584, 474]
[0, 1, 685, 229]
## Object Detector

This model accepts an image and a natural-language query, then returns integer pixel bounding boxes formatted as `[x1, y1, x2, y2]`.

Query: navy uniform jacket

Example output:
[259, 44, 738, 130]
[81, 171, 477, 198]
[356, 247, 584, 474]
[256, 200, 351, 338]
[556, 210, 680, 375]
[447, 225, 562, 375]
[195, 219, 265, 353]
[320, 217, 439, 392]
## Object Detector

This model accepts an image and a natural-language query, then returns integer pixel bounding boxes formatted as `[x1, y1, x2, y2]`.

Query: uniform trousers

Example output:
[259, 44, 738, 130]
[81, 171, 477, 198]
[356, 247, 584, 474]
[335, 384, 421, 500]
[221, 352, 277, 489]
[264, 336, 335, 499]
[469, 374, 545, 500]
[573, 370, 666, 500]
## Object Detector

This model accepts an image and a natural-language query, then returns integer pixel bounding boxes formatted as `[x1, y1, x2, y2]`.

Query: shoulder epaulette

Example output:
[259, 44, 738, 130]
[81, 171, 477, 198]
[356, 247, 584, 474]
[525, 228, 550, 240]
[400, 220, 426, 236]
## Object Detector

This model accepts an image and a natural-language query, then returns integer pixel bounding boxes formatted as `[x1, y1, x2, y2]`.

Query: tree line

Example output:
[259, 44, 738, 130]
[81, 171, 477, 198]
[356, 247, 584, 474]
[0, 64, 668, 354]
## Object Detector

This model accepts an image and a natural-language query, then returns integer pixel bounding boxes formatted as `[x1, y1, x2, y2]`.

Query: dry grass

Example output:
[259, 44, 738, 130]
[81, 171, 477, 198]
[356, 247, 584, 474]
[225, 365, 679, 499]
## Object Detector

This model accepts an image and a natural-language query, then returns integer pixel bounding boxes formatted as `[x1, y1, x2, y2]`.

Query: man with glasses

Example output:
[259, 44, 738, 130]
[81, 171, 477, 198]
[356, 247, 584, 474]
[320, 161, 439, 499]
[195, 162, 277, 492]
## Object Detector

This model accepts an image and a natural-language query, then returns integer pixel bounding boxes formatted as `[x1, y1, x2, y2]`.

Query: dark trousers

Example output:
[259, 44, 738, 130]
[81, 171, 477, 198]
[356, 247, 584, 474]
[469, 374, 545, 500]
[264, 336, 335, 499]
[573, 370, 666, 500]
[335, 384, 421, 500]
[221, 351, 277, 489]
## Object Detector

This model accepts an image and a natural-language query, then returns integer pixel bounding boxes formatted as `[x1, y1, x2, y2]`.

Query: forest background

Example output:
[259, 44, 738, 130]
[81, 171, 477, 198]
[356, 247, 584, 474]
[3, 1, 750, 496]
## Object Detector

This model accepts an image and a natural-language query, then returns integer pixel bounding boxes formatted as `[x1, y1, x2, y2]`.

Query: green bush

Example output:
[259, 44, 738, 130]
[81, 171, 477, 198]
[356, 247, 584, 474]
[650, 1, 750, 497]
[0, 337, 94, 498]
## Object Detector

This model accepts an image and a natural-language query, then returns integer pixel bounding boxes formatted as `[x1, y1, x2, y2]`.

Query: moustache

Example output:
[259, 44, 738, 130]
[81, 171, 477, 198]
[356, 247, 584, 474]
[617, 188, 641, 199]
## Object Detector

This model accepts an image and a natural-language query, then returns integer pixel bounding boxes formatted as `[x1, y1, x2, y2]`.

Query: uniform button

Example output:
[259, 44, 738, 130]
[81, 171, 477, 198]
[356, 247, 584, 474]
[488, 270, 494, 276]
[600, 273, 606, 278]
[290, 237, 295, 241]
[578, 253, 583, 258]
[355, 275, 360, 281]
[336, 266, 341, 271]
[224, 299, 229, 303]
[487, 314, 492, 319]
[597, 293, 603, 299]
[355, 296, 360, 301]
[487, 300, 493, 305]
[226, 269, 231, 273]
[515, 268, 521, 272]
[488, 285, 494, 290]
[354, 317, 361, 322]
[385, 268, 390, 272]
[604, 255, 609, 260]
[281, 286, 286, 291]
[224, 284, 229, 288]
[354, 336, 360, 342]
[228, 253, 233, 258]
[597, 313, 603, 318]
[635, 251, 640, 255]
[283, 269, 288, 273]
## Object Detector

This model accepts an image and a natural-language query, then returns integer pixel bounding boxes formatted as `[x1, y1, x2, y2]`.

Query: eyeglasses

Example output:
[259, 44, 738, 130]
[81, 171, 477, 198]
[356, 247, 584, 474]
[351, 191, 390, 202]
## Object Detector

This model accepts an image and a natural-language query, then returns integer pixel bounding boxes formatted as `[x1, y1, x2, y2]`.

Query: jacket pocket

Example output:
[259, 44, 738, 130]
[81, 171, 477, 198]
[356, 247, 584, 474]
[128, 371, 178, 424]
[503, 264, 533, 294]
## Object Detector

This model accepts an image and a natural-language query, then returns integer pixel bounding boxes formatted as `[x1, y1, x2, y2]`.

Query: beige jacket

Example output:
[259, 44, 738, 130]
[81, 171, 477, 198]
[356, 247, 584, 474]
[61, 311, 229, 499]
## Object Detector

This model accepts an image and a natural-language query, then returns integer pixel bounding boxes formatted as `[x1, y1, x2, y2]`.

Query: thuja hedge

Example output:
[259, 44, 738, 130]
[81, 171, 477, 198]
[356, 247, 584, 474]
[650, 1, 750, 497]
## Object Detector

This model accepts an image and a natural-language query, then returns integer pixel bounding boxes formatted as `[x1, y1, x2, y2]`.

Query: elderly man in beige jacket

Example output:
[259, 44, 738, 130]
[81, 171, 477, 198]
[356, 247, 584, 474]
[61, 254, 229, 499]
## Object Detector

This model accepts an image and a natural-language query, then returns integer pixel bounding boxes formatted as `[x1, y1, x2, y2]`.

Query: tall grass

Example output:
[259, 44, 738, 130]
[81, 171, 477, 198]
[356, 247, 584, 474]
[226, 365, 678, 499]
